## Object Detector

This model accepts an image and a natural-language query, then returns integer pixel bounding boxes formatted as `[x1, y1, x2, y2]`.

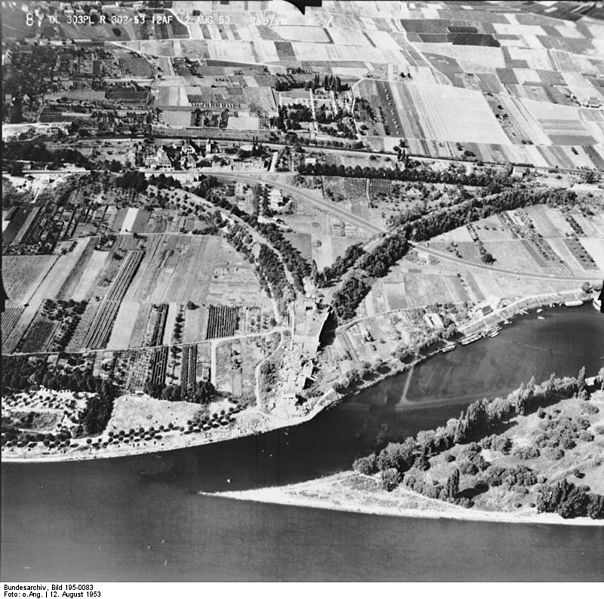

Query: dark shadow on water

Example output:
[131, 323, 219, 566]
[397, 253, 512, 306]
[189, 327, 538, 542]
[318, 310, 338, 347]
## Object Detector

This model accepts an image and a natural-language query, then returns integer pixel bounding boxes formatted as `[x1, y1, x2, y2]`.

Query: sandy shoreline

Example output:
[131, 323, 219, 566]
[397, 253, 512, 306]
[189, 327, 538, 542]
[0, 400, 332, 464]
[206, 472, 604, 527]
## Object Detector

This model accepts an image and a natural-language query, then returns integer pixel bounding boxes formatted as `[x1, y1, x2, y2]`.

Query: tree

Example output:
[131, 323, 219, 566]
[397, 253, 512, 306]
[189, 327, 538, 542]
[577, 366, 586, 395]
[414, 455, 430, 471]
[358, 361, 372, 380]
[536, 479, 592, 519]
[381, 468, 401, 492]
[377, 440, 416, 473]
[454, 399, 489, 443]
[587, 495, 604, 519]
[445, 468, 460, 500]
[79, 381, 116, 436]
[480, 251, 495, 264]
[353, 454, 378, 475]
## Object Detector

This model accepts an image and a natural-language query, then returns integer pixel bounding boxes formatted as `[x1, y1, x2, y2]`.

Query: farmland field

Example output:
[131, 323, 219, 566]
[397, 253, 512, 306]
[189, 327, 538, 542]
[1, 307, 24, 342]
[106, 301, 140, 350]
[579, 239, 604, 271]
[2, 245, 95, 354]
[55, 239, 97, 301]
[83, 250, 144, 350]
[71, 250, 110, 302]
[0, 230, 277, 353]
[426, 204, 604, 277]
[393, 82, 510, 145]
[206, 306, 240, 340]
[3, 255, 57, 304]
[126, 235, 217, 304]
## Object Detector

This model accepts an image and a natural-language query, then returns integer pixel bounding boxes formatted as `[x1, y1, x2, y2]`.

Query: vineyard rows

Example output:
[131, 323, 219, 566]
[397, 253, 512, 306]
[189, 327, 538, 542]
[206, 305, 240, 339]
[180, 344, 198, 388]
[1, 307, 24, 343]
[83, 250, 143, 350]
[123, 349, 153, 391]
[143, 303, 169, 347]
[18, 320, 57, 353]
[149, 346, 168, 388]
[66, 299, 101, 352]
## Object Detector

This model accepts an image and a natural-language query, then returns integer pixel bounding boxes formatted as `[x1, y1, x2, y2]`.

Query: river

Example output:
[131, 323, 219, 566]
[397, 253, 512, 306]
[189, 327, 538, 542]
[2, 305, 604, 581]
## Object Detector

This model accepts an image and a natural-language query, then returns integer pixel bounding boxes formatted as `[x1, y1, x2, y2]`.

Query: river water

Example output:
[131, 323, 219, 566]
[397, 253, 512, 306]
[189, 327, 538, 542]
[2, 305, 604, 581]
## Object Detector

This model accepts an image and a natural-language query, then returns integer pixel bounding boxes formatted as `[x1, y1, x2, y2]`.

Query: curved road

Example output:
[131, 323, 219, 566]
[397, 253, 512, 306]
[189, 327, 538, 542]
[21, 168, 603, 284]
[208, 171, 603, 283]
[208, 171, 386, 235]
[411, 243, 603, 282]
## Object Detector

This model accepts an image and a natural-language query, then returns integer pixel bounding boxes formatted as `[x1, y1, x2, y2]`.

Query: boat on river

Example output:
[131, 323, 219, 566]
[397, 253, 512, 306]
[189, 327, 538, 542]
[460, 332, 482, 345]
[564, 299, 584, 307]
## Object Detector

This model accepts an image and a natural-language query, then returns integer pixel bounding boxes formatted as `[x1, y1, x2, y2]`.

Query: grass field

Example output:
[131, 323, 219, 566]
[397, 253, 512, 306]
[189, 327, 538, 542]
[107, 395, 201, 433]
[280, 194, 372, 270]
[426, 205, 604, 277]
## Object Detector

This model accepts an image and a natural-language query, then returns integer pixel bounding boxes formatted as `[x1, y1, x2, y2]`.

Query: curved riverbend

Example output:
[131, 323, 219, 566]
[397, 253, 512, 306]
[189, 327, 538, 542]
[2, 305, 604, 581]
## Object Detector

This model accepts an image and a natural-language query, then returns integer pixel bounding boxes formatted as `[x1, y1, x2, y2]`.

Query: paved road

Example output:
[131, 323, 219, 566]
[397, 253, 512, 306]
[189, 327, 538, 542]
[208, 171, 387, 235]
[172, 186, 299, 298]
[411, 242, 603, 282]
[208, 171, 603, 283]
[21, 168, 603, 284]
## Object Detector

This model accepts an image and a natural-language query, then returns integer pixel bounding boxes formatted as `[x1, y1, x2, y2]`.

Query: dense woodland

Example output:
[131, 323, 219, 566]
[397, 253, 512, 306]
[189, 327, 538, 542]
[79, 380, 117, 436]
[257, 244, 292, 299]
[298, 160, 508, 188]
[193, 179, 312, 293]
[4, 141, 90, 169]
[353, 371, 604, 520]
[330, 232, 408, 320]
[144, 380, 218, 404]
[2, 375, 117, 441]
[317, 242, 366, 286]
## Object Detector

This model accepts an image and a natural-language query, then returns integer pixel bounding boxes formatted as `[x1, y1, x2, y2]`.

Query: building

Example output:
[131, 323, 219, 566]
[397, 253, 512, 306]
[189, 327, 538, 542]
[146, 147, 172, 169]
[278, 89, 312, 107]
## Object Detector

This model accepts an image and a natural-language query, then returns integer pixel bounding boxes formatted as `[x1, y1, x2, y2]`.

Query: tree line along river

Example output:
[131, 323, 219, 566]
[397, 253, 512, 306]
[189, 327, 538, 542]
[2, 305, 604, 581]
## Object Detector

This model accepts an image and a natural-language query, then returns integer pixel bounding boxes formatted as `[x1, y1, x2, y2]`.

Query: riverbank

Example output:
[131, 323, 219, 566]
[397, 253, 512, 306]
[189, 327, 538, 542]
[0, 389, 338, 464]
[2, 291, 598, 464]
[327, 288, 596, 406]
[208, 471, 604, 527]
